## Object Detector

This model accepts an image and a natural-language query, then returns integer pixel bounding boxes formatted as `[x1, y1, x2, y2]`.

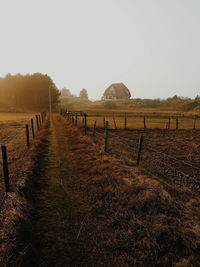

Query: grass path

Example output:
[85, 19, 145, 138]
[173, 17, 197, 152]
[25, 114, 91, 266]
[22, 113, 200, 267]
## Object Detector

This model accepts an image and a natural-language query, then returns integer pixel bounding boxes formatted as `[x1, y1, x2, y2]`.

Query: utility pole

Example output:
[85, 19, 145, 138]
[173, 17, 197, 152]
[49, 85, 52, 113]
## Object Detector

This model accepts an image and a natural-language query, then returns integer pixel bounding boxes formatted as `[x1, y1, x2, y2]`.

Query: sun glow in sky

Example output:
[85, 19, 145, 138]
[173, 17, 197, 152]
[0, 0, 200, 100]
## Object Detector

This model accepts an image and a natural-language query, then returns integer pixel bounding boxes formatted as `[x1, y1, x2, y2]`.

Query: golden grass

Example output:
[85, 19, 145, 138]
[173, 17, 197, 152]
[60, 116, 200, 266]
[78, 115, 200, 130]
[0, 113, 40, 199]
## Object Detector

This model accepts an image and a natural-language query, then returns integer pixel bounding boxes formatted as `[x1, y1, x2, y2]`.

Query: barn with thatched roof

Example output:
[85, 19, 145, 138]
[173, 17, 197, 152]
[102, 83, 131, 100]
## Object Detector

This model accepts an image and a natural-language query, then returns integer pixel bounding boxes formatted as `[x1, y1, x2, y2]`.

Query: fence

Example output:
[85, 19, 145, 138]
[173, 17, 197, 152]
[61, 110, 200, 195]
[0, 112, 47, 196]
[60, 110, 200, 131]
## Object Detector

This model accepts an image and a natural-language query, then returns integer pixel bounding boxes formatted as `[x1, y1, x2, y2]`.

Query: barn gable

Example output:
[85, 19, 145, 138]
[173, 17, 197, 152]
[102, 83, 131, 100]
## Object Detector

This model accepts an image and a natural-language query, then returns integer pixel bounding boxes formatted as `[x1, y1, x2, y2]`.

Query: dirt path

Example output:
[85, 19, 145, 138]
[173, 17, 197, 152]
[25, 114, 91, 267]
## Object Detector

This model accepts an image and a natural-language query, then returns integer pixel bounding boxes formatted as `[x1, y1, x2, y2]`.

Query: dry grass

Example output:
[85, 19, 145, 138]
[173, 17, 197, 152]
[76, 114, 200, 130]
[0, 114, 48, 266]
[62, 118, 200, 266]
[0, 112, 40, 198]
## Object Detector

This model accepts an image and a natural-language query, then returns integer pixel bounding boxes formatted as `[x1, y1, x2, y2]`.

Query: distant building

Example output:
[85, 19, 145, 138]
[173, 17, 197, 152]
[102, 83, 131, 100]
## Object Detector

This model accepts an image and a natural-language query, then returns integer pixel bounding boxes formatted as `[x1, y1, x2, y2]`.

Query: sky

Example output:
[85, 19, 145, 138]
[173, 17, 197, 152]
[0, 0, 200, 100]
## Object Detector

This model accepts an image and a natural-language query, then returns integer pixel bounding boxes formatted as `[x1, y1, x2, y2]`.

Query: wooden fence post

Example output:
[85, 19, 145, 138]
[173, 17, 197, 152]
[104, 121, 109, 152]
[176, 118, 179, 130]
[168, 117, 171, 130]
[103, 117, 106, 130]
[193, 116, 196, 130]
[84, 114, 87, 135]
[41, 112, 43, 123]
[39, 115, 42, 127]
[25, 124, 30, 147]
[124, 112, 127, 130]
[113, 115, 117, 130]
[1, 145, 10, 192]
[36, 115, 40, 131]
[137, 136, 144, 166]
[75, 113, 78, 126]
[31, 119, 35, 138]
[143, 116, 146, 131]
[93, 120, 97, 136]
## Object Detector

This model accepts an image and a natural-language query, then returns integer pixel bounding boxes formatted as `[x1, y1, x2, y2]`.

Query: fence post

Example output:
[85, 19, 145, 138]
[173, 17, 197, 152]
[143, 116, 146, 131]
[103, 117, 106, 130]
[25, 124, 30, 147]
[31, 119, 35, 138]
[36, 115, 40, 131]
[93, 120, 97, 136]
[124, 112, 127, 130]
[75, 113, 78, 126]
[41, 112, 43, 123]
[113, 115, 117, 130]
[168, 117, 171, 130]
[137, 136, 144, 166]
[1, 145, 10, 192]
[39, 115, 42, 127]
[104, 121, 109, 152]
[193, 116, 196, 130]
[84, 114, 87, 135]
[176, 118, 179, 130]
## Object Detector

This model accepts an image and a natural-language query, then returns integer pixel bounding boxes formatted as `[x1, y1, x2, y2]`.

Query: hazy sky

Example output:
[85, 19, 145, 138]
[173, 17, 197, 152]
[0, 0, 200, 100]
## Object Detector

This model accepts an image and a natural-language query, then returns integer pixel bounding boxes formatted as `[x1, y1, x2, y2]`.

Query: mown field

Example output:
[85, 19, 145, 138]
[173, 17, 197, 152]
[0, 113, 36, 198]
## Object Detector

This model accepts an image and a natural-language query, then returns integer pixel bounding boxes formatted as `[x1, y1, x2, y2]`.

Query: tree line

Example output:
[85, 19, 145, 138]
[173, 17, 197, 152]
[0, 73, 60, 111]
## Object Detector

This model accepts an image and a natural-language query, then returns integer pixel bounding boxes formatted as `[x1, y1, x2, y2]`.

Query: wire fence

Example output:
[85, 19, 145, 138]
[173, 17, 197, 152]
[0, 112, 47, 198]
[62, 110, 200, 195]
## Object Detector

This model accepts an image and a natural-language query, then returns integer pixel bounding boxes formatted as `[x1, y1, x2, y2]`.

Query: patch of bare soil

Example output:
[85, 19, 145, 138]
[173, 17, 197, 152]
[24, 114, 200, 267]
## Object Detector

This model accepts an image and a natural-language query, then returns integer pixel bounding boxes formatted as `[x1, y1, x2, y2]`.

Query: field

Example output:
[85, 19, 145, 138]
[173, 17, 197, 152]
[78, 113, 200, 130]
[1, 112, 200, 266]
[0, 113, 38, 198]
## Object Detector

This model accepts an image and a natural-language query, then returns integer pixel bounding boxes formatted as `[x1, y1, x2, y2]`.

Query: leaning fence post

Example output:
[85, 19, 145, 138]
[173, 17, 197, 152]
[84, 114, 87, 135]
[93, 120, 97, 136]
[1, 145, 10, 192]
[25, 124, 30, 147]
[31, 119, 35, 138]
[104, 121, 109, 152]
[137, 136, 144, 166]
[113, 114, 117, 130]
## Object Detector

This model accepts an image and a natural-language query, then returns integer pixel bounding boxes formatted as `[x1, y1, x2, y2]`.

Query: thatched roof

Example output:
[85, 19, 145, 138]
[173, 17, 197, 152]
[103, 83, 131, 97]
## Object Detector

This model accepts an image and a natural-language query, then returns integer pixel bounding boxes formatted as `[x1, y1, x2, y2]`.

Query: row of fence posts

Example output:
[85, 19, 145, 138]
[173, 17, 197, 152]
[61, 110, 145, 164]
[61, 109, 199, 131]
[1, 111, 46, 193]
[61, 110, 110, 153]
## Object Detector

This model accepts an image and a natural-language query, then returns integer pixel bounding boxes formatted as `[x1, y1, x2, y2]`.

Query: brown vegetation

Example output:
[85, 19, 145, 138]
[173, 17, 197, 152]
[0, 114, 48, 266]
[56, 116, 200, 266]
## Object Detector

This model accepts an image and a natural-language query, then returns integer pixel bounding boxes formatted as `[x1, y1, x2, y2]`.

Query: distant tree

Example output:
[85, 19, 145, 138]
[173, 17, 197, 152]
[79, 88, 88, 100]
[60, 88, 72, 97]
[0, 73, 60, 111]
[195, 94, 200, 100]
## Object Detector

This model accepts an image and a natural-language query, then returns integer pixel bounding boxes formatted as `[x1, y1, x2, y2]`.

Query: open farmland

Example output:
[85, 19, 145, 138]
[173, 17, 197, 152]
[74, 112, 200, 130]
[0, 113, 37, 198]
[72, 111, 200, 198]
